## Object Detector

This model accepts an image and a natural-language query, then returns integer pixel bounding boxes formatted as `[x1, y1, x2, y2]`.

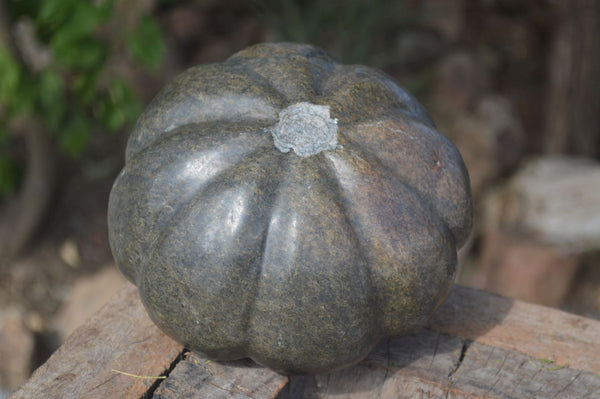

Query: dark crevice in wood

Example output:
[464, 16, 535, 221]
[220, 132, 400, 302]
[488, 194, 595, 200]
[551, 371, 581, 399]
[141, 348, 190, 399]
[448, 339, 472, 378]
[10, 285, 600, 398]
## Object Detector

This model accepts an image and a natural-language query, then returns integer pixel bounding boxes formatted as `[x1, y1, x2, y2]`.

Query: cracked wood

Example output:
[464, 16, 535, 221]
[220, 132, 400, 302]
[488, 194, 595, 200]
[152, 352, 288, 399]
[276, 286, 600, 398]
[10, 283, 600, 398]
[9, 283, 184, 399]
[429, 285, 600, 374]
[277, 330, 599, 398]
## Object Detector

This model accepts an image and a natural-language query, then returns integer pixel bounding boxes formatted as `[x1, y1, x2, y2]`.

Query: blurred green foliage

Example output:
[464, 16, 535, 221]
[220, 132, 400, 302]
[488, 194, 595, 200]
[127, 14, 164, 70]
[0, 0, 165, 195]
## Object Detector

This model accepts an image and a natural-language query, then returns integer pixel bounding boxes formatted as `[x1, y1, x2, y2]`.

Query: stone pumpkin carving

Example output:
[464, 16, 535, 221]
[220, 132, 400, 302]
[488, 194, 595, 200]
[108, 43, 473, 374]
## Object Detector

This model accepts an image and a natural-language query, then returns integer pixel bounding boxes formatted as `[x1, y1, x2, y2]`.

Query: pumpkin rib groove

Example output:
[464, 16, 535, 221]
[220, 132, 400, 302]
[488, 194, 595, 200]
[146, 140, 275, 263]
[109, 43, 473, 374]
[338, 118, 472, 246]
[126, 118, 277, 163]
[127, 120, 271, 165]
[232, 56, 340, 103]
[234, 63, 301, 106]
[321, 146, 455, 335]
[240, 150, 288, 358]
[246, 154, 299, 366]
[245, 154, 288, 364]
[141, 146, 282, 358]
[175, 86, 282, 123]
[308, 154, 381, 349]
[181, 90, 282, 123]
[313, 153, 381, 333]
[343, 131, 449, 230]
[319, 149, 399, 333]
[126, 65, 286, 160]
[336, 128, 446, 228]
[226, 42, 341, 99]
[320, 146, 409, 333]
[247, 155, 376, 373]
[319, 65, 433, 126]
[203, 150, 282, 354]
[111, 125, 272, 283]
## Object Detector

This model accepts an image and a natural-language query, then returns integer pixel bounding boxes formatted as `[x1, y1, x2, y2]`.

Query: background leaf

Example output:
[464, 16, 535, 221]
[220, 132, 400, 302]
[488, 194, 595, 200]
[0, 155, 21, 196]
[126, 14, 165, 70]
[0, 49, 21, 103]
[95, 80, 141, 133]
[38, 69, 66, 131]
[59, 112, 90, 157]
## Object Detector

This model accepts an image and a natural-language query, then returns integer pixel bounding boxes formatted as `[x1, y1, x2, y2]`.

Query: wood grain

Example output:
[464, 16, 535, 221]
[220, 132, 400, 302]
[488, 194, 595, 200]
[10, 283, 600, 398]
[10, 283, 183, 399]
[153, 352, 287, 399]
[278, 329, 600, 398]
[429, 285, 600, 374]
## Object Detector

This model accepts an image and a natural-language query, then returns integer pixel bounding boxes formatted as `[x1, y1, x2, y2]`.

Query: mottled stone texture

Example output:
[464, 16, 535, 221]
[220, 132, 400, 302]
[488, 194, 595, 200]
[108, 42, 473, 374]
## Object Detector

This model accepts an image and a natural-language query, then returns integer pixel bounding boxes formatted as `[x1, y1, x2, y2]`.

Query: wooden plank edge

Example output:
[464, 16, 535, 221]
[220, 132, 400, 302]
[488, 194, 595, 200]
[10, 283, 600, 398]
[280, 327, 599, 398]
[9, 283, 184, 399]
[153, 352, 288, 399]
[428, 285, 600, 375]
[9, 283, 288, 399]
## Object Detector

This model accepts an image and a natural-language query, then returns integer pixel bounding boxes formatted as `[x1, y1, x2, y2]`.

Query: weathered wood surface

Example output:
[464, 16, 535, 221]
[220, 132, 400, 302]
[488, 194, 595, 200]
[153, 352, 287, 399]
[10, 283, 600, 398]
[276, 329, 598, 398]
[429, 284, 600, 375]
[9, 283, 287, 399]
[9, 283, 184, 399]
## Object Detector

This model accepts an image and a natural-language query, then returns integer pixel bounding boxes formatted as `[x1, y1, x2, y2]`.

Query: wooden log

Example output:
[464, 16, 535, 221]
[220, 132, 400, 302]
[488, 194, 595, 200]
[153, 353, 287, 399]
[278, 328, 599, 398]
[278, 286, 600, 398]
[9, 283, 287, 399]
[429, 285, 600, 375]
[10, 283, 600, 398]
[9, 283, 184, 399]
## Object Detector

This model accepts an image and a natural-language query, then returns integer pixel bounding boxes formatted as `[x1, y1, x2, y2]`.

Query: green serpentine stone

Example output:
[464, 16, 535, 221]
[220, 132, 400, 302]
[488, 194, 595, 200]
[107, 42, 473, 374]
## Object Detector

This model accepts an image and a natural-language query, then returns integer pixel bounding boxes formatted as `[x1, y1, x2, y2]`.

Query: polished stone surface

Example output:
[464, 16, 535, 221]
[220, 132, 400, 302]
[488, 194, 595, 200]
[108, 42, 473, 374]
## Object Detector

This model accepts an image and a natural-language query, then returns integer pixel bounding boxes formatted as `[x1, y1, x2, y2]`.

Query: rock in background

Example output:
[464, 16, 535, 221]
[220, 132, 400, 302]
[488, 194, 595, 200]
[474, 157, 600, 308]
